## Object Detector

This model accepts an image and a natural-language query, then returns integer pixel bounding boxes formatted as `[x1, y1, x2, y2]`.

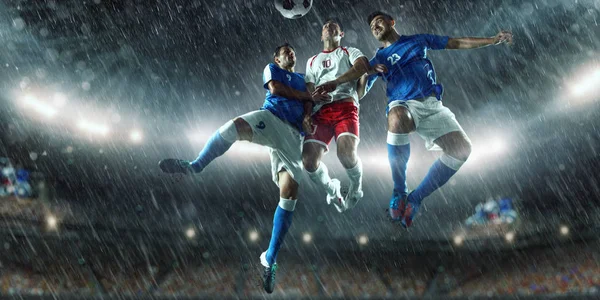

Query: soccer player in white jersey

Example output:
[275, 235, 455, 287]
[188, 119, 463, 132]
[316, 11, 512, 228]
[303, 19, 371, 212]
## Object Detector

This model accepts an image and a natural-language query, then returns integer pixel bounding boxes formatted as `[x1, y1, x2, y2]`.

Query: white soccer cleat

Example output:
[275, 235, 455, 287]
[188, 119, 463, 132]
[326, 179, 345, 212]
[344, 182, 364, 210]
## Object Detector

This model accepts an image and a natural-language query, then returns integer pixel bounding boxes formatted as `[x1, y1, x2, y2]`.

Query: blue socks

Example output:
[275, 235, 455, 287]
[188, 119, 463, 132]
[409, 154, 464, 204]
[387, 132, 411, 197]
[189, 130, 234, 173]
[266, 198, 296, 265]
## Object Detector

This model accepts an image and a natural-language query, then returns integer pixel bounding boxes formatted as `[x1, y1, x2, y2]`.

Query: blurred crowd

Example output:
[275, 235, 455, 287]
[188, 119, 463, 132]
[0, 242, 598, 298]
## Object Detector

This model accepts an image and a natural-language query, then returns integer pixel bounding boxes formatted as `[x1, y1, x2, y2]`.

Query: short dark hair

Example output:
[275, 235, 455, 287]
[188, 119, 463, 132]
[367, 11, 393, 25]
[324, 18, 343, 32]
[273, 43, 294, 58]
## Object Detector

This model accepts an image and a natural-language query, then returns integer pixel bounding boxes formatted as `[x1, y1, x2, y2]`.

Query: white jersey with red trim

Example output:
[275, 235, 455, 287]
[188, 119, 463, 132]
[305, 46, 366, 110]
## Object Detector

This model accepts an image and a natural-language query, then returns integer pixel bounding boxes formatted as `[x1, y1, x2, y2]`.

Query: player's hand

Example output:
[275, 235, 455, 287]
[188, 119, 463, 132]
[314, 81, 338, 94]
[368, 64, 388, 75]
[311, 90, 332, 103]
[302, 115, 315, 135]
[493, 30, 513, 46]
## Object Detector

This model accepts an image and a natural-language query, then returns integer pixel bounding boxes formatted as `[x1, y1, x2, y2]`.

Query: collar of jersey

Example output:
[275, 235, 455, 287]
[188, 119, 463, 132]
[321, 46, 342, 53]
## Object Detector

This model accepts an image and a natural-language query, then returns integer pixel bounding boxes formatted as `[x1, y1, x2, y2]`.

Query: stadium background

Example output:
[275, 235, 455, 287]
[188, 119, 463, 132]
[0, 0, 599, 298]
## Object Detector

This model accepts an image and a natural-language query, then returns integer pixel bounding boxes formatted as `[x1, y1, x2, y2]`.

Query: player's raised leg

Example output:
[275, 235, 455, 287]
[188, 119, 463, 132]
[159, 118, 251, 175]
[387, 105, 416, 221]
[402, 130, 471, 227]
[260, 170, 298, 294]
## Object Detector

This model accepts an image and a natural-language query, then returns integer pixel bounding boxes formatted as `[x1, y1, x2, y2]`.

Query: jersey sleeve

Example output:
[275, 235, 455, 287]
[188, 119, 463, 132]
[419, 34, 449, 50]
[365, 73, 379, 95]
[346, 47, 366, 65]
[304, 56, 317, 84]
[263, 63, 279, 89]
[369, 54, 379, 67]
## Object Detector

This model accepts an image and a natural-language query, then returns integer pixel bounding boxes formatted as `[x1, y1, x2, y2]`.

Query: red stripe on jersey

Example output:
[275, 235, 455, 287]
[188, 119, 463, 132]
[341, 47, 349, 56]
[309, 55, 318, 67]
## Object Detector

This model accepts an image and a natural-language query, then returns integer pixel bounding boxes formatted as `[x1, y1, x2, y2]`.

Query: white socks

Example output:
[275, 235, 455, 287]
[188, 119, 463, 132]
[307, 162, 335, 195]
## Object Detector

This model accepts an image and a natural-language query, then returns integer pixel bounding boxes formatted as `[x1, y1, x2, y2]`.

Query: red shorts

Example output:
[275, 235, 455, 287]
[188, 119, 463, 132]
[305, 101, 359, 151]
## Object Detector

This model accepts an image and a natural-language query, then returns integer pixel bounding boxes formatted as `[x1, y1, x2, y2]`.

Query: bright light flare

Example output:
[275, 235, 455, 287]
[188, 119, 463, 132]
[249, 230, 259, 242]
[23, 95, 57, 118]
[130, 130, 143, 143]
[572, 69, 600, 96]
[302, 232, 312, 244]
[78, 120, 109, 135]
[453, 235, 464, 246]
[52, 92, 68, 107]
[505, 231, 515, 243]
[560, 225, 569, 236]
[47, 215, 58, 230]
[185, 227, 196, 239]
[358, 235, 369, 245]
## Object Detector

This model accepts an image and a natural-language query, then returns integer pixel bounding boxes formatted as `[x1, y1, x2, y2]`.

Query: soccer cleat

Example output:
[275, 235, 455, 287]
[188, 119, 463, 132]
[387, 191, 407, 222]
[158, 158, 193, 174]
[326, 179, 345, 213]
[260, 251, 277, 294]
[401, 198, 420, 228]
[344, 182, 363, 211]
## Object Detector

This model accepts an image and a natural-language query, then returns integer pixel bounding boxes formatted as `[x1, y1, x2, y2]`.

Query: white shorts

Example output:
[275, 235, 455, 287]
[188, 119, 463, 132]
[239, 110, 304, 186]
[388, 97, 469, 151]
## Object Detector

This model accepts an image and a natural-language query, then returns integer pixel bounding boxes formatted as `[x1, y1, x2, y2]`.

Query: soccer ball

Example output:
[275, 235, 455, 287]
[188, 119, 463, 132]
[274, 0, 313, 19]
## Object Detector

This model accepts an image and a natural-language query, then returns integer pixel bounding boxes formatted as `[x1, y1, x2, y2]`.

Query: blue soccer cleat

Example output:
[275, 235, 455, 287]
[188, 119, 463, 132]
[158, 158, 194, 175]
[387, 191, 407, 222]
[401, 195, 420, 228]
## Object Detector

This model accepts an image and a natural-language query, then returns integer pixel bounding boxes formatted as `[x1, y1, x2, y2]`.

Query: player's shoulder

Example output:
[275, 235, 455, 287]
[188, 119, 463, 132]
[307, 54, 319, 68]
[264, 63, 280, 74]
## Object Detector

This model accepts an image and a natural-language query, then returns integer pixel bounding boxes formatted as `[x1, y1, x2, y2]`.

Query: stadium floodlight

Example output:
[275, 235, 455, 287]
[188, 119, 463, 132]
[505, 231, 515, 243]
[249, 230, 259, 242]
[358, 235, 369, 245]
[78, 120, 109, 136]
[560, 225, 569, 236]
[23, 95, 57, 118]
[453, 235, 464, 246]
[302, 232, 312, 244]
[572, 69, 600, 96]
[130, 130, 143, 143]
[46, 215, 58, 230]
[185, 227, 196, 239]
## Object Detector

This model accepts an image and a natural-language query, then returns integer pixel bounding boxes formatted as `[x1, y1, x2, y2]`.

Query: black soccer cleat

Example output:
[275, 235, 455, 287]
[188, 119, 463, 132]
[158, 158, 193, 174]
[260, 251, 277, 294]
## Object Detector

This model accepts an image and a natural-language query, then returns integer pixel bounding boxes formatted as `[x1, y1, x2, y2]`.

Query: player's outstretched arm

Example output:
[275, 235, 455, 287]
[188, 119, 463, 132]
[268, 80, 312, 102]
[446, 30, 513, 49]
[268, 80, 331, 103]
[314, 57, 371, 94]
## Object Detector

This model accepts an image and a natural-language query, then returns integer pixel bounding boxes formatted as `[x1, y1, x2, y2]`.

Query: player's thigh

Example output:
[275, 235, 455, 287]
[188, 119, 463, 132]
[388, 105, 416, 134]
[336, 135, 358, 158]
[238, 110, 286, 148]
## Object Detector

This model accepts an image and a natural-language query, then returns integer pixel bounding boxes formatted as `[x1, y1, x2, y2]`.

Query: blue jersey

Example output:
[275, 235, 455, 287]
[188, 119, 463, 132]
[262, 63, 307, 133]
[368, 34, 449, 102]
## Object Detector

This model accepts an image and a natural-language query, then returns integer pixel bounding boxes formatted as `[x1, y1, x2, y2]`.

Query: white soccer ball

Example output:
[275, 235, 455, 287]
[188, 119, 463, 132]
[274, 0, 313, 19]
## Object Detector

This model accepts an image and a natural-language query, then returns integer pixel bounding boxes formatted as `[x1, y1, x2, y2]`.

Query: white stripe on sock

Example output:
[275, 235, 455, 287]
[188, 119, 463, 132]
[387, 132, 410, 145]
[279, 198, 297, 211]
[440, 153, 465, 171]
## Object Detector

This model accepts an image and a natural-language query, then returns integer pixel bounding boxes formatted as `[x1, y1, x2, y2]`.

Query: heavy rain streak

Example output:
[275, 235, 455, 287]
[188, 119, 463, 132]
[0, 0, 599, 299]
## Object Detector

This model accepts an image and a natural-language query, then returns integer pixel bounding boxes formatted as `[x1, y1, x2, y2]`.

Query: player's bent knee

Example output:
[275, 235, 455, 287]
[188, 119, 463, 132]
[388, 106, 415, 133]
[233, 118, 252, 142]
[302, 143, 325, 172]
[336, 136, 358, 168]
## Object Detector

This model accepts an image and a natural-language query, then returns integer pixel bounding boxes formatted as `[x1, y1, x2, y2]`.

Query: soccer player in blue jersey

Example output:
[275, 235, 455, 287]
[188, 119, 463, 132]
[158, 43, 329, 293]
[316, 12, 512, 228]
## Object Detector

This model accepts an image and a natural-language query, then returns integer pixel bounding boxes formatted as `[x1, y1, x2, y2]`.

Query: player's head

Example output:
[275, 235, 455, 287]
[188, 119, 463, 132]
[321, 18, 344, 42]
[367, 11, 395, 41]
[273, 43, 296, 69]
